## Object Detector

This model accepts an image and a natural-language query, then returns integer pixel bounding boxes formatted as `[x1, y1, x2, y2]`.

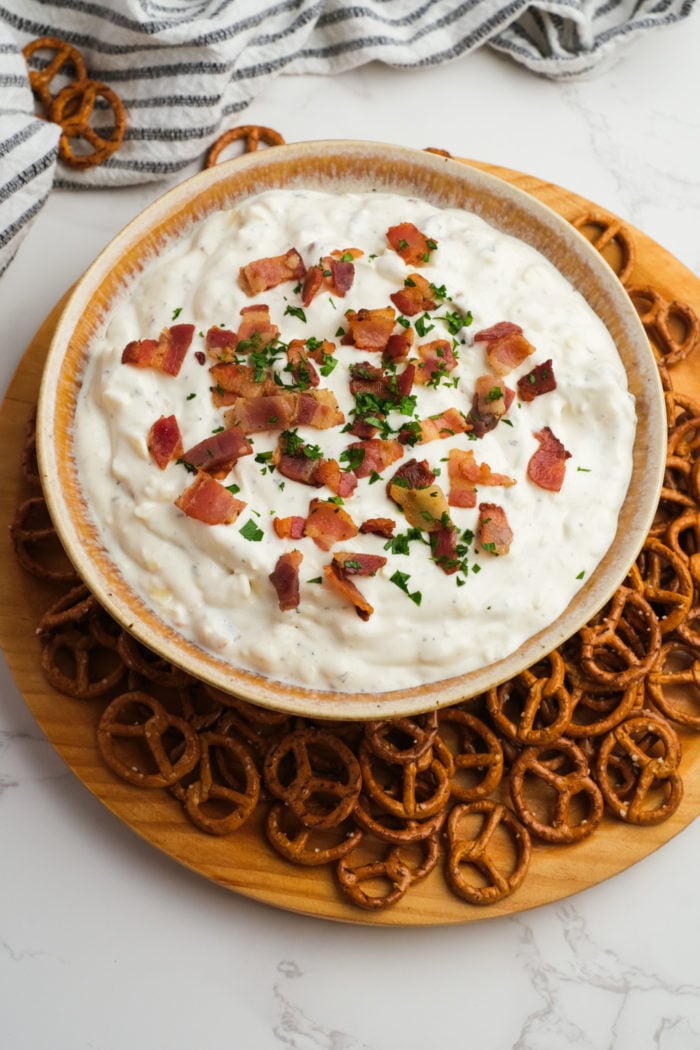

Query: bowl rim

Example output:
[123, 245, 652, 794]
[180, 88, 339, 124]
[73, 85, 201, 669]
[36, 138, 666, 719]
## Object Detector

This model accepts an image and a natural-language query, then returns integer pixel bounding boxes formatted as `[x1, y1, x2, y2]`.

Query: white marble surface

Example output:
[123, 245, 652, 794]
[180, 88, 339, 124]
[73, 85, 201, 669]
[2, 22, 700, 1050]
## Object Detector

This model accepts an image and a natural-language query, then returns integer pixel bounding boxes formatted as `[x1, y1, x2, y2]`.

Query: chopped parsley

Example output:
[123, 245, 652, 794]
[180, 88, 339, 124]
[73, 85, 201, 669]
[171, 306, 182, 320]
[339, 447, 365, 472]
[415, 313, 435, 338]
[239, 519, 264, 542]
[390, 570, 422, 605]
[284, 304, 307, 323]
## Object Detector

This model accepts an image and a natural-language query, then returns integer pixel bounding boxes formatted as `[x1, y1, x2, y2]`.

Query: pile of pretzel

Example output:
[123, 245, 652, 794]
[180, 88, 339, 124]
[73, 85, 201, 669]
[9, 204, 700, 913]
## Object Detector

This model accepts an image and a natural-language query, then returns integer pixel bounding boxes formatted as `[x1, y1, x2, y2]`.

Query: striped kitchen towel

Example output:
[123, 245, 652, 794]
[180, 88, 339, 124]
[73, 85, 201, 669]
[0, 0, 695, 278]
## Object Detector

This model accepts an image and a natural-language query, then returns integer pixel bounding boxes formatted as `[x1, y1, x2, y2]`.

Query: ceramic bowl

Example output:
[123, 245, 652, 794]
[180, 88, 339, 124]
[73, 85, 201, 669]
[36, 140, 665, 718]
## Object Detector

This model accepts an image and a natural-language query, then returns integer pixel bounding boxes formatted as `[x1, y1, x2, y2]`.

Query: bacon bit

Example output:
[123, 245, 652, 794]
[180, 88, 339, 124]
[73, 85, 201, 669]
[210, 361, 279, 405]
[387, 223, 437, 267]
[315, 459, 358, 498]
[414, 406, 471, 444]
[301, 265, 324, 307]
[273, 439, 358, 499]
[303, 498, 359, 552]
[303, 338, 335, 365]
[486, 331, 536, 376]
[269, 550, 303, 612]
[467, 375, 510, 438]
[322, 560, 374, 621]
[175, 472, 246, 525]
[273, 515, 306, 540]
[349, 360, 414, 402]
[447, 448, 516, 509]
[147, 415, 183, 470]
[325, 257, 355, 297]
[303, 251, 360, 305]
[388, 458, 436, 492]
[474, 321, 535, 376]
[517, 359, 557, 402]
[332, 551, 387, 576]
[239, 247, 305, 296]
[182, 427, 252, 478]
[224, 389, 344, 433]
[122, 323, 194, 376]
[413, 339, 457, 385]
[527, 426, 571, 492]
[389, 273, 437, 316]
[349, 418, 378, 440]
[331, 247, 363, 260]
[345, 438, 404, 479]
[344, 307, 396, 352]
[360, 517, 396, 539]
[430, 524, 460, 575]
[477, 502, 513, 556]
[473, 321, 523, 343]
[383, 326, 414, 363]
[286, 340, 320, 388]
[236, 304, 279, 348]
[205, 326, 238, 361]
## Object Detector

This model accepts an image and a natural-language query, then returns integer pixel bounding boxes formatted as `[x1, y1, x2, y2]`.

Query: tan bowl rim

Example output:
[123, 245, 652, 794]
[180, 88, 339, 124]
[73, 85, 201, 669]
[36, 139, 666, 719]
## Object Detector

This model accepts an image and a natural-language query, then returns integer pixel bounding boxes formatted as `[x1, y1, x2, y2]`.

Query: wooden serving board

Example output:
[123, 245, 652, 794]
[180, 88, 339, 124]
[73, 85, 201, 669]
[1, 160, 699, 926]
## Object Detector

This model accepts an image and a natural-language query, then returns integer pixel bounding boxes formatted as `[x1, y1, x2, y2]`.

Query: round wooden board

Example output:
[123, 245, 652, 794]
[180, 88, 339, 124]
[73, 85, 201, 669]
[1, 160, 699, 926]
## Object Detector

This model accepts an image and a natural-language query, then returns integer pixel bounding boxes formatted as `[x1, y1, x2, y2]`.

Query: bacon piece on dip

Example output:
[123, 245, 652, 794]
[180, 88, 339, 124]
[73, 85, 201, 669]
[467, 376, 513, 438]
[473, 321, 536, 376]
[269, 550, 303, 612]
[527, 426, 572, 492]
[430, 523, 461, 575]
[205, 325, 238, 361]
[224, 389, 343, 433]
[175, 473, 246, 525]
[236, 304, 280, 348]
[238, 247, 305, 296]
[477, 502, 513, 556]
[415, 406, 471, 444]
[147, 415, 183, 470]
[182, 427, 253, 477]
[390, 273, 438, 316]
[413, 339, 457, 385]
[447, 448, 516, 509]
[323, 559, 375, 621]
[387, 223, 437, 267]
[343, 307, 397, 353]
[273, 515, 306, 540]
[332, 551, 387, 576]
[303, 498, 359, 551]
[122, 323, 194, 376]
[344, 438, 404, 479]
[517, 359, 557, 403]
[273, 433, 357, 498]
[210, 361, 280, 406]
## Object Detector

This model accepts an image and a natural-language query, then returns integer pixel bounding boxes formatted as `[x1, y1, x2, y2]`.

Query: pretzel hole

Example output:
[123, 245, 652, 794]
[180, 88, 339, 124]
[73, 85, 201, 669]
[661, 308, 696, 350]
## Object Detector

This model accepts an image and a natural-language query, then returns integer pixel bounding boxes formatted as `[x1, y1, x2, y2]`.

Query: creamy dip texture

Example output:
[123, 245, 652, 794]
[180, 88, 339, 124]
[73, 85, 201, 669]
[74, 189, 636, 693]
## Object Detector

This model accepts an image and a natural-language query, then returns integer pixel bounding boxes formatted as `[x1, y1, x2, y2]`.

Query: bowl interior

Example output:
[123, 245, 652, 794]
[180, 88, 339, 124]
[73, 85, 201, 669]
[36, 140, 666, 719]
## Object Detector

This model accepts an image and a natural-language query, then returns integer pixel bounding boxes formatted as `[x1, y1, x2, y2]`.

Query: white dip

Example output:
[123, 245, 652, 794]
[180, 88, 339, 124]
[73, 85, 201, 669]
[74, 189, 636, 694]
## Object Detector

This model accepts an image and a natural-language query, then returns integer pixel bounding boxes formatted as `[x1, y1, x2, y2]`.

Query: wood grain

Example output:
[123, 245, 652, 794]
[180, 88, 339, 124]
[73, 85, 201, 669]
[1, 160, 699, 926]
